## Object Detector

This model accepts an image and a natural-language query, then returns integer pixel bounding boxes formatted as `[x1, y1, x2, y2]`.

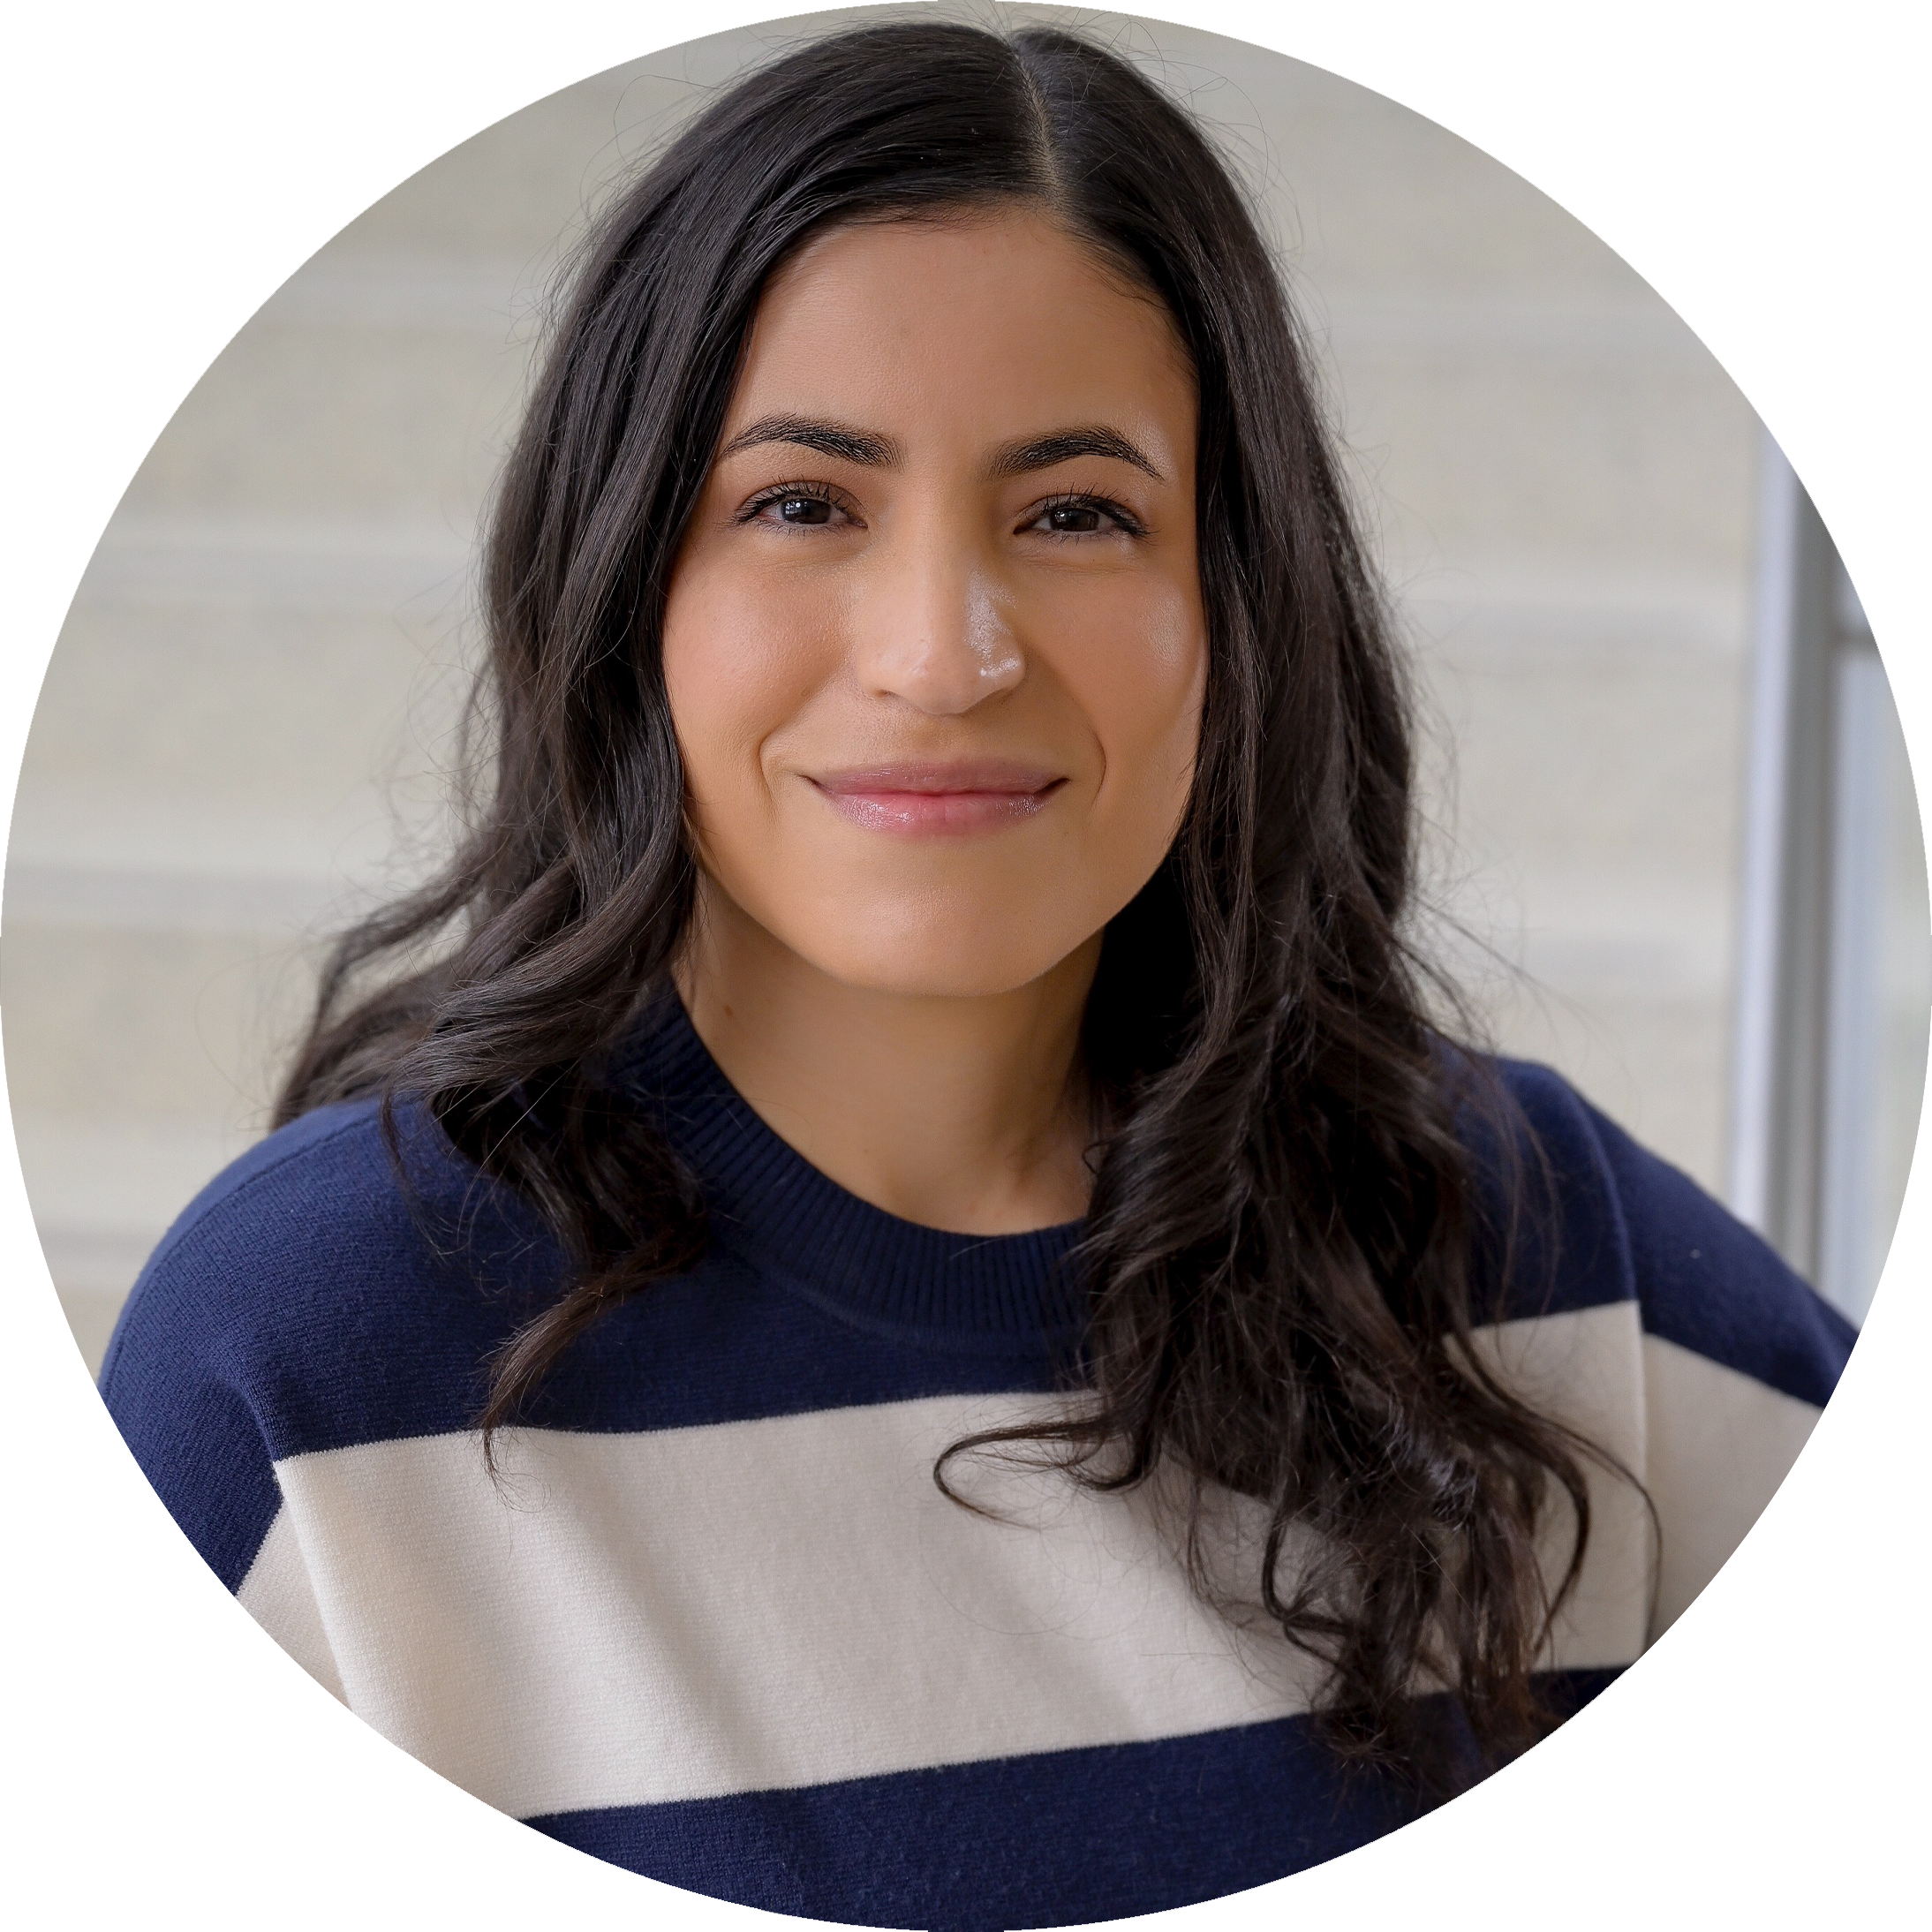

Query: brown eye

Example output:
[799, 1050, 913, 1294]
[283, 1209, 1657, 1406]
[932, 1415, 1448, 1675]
[1045, 503, 1104, 533]
[1024, 495, 1143, 538]
[741, 485, 851, 529]
[777, 494, 834, 525]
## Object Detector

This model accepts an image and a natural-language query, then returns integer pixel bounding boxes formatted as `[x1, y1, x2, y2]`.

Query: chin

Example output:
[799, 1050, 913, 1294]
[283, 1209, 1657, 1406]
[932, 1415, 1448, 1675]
[804, 907, 1086, 1000]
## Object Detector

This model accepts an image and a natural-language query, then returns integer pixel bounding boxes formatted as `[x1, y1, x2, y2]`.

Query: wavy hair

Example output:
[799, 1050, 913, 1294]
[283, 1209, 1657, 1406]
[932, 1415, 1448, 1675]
[277, 19, 1616, 1786]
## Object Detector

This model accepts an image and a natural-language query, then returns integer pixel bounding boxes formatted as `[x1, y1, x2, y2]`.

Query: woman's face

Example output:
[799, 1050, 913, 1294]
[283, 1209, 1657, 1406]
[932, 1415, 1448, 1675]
[662, 208, 1207, 999]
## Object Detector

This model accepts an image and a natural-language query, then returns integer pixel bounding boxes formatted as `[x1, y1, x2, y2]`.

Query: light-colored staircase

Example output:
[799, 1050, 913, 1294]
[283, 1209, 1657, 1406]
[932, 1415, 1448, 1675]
[0, 7, 1777, 1924]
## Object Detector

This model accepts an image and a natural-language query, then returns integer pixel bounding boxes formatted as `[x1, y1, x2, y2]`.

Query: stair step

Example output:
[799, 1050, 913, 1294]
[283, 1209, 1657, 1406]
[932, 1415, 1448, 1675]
[0, 290, 1754, 563]
[4, 579, 464, 869]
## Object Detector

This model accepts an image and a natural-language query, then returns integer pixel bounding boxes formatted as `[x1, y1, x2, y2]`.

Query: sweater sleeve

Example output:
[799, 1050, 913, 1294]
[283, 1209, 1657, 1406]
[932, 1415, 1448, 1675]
[1584, 1105, 1932, 1932]
[37, 1128, 423, 1932]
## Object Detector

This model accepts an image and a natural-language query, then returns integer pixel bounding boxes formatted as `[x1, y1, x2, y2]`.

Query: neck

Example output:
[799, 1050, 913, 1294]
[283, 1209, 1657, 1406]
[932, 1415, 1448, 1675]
[673, 882, 1098, 1234]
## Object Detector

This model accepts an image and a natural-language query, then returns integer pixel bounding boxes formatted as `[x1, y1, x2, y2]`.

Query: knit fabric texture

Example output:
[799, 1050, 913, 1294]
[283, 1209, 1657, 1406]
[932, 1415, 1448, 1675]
[102, 998, 1855, 1928]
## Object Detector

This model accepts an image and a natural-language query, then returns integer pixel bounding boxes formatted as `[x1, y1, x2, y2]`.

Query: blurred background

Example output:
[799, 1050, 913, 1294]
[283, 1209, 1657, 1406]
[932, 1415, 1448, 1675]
[6, 5, 1924, 1376]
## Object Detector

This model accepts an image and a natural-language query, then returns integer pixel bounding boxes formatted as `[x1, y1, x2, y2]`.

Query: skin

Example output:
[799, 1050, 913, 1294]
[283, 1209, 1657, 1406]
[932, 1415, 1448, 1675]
[663, 209, 1207, 1234]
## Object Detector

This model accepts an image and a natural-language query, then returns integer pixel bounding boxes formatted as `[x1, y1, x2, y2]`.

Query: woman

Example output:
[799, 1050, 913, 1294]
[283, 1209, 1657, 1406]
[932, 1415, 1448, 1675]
[101, 21, 1853, 1928]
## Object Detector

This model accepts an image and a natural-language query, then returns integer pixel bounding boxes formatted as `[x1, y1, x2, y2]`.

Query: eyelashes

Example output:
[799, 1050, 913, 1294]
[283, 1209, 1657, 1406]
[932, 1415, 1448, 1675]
[1024, 490, 1147, 539]
[734, 479, 1147, 540]
[736, 479, 856, 528]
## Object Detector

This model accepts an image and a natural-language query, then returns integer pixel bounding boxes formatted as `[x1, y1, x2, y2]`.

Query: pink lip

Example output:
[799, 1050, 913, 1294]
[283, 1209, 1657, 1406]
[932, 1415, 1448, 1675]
[810, 761, 1066, 836]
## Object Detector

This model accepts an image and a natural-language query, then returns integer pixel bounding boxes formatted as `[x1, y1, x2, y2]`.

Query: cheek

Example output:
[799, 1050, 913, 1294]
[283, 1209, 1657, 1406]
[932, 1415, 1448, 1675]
[1054, 576, 1208, 804]
[661, 563, 836, 817]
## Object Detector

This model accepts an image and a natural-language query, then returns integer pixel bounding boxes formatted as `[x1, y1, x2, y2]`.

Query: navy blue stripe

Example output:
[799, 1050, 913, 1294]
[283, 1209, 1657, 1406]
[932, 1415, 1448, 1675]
[1470, 1059, 1637, 1322]
[515, 1249, 1070, 1436]
[1615, 1677, 1777, 1900]
[99, 1098, 1071, 1473]
[527, 1672, 1619, 1929]
[1578, 1094, 1856, 1405]
[1470, 1061, 1853, 1407]
[87, 1051, 1916, 1468]
[1661, 1869, 1807, 1932]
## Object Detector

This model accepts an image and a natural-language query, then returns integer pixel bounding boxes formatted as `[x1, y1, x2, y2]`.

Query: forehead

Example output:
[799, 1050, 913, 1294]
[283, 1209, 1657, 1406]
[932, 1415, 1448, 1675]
[728, 210, 1196, 457]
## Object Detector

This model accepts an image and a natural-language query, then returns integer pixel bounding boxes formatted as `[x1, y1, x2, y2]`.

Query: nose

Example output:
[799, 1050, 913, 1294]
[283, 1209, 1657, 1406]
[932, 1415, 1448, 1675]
[849, 523, 1025, 716]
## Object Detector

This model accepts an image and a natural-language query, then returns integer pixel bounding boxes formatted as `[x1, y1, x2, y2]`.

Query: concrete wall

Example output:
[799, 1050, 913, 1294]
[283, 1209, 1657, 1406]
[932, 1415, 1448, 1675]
[8, 5, 1922, 1373]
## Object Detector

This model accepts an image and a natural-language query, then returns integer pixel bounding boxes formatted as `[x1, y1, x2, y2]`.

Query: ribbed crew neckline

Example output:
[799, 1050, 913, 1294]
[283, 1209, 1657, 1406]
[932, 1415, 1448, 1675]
[614, 993, 1088, 1349]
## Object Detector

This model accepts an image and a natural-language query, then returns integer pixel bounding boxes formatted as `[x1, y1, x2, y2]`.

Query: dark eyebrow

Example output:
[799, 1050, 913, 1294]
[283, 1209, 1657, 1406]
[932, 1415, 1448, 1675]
[717, 414, 901, 467]
[986, 426, 1165, 483]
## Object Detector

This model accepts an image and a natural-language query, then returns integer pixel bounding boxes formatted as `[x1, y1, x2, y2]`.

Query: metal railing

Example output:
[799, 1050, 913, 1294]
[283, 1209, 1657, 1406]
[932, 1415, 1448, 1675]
[1730, 434, 1920, 1321]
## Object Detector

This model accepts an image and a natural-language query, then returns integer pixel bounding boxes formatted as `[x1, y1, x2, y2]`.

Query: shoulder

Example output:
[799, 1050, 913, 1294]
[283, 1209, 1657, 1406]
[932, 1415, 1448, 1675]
[1460, 1051, 1770, 1321]
[99, 1098, 562, 1578]
[43, 1105, 563, 1823]
[1460, 1058, 1630, 1317]
[1468, 1057, 1855, 1407]
[106, 1099, 441, 1347]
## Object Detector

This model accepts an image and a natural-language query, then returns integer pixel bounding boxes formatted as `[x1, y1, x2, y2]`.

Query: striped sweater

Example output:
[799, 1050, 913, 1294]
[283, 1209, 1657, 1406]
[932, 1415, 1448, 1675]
[101, 998, 1854, 1928]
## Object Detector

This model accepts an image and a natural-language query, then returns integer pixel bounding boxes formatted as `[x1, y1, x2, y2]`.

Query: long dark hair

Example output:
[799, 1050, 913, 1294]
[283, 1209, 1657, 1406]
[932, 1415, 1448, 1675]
[278, 19, 1613, 1784]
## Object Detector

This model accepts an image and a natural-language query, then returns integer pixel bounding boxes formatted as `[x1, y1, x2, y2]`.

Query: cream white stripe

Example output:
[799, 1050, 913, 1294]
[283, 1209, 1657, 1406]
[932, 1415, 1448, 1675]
[40, 1777, 415, 1932]
[267, 1303, 1654, 1818]
[274, 1394, 1323, 1815]
[1471, 1300, 1653, 1669]
[237, 1506, 347, 1704]
[1638, 1329, 1932, 1777]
